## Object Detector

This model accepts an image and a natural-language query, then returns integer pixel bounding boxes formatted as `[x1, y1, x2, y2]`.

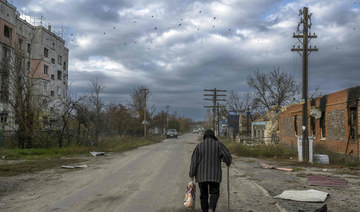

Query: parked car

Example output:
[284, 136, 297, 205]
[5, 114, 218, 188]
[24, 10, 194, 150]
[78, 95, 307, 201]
[167, 129, 178, 138]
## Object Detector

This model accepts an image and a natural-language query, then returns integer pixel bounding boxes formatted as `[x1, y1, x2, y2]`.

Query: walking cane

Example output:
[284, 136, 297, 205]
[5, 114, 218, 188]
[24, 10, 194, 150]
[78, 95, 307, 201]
[227, 166, 230, 212]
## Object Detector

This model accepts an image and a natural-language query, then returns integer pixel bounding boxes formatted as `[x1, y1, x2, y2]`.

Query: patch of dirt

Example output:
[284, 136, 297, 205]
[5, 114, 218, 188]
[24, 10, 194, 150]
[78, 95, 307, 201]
[234, 157, 360, 212]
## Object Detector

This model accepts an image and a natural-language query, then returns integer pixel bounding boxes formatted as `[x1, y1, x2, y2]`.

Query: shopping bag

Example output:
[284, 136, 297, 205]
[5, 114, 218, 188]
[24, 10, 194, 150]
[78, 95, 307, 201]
[184, 181, 196, 209]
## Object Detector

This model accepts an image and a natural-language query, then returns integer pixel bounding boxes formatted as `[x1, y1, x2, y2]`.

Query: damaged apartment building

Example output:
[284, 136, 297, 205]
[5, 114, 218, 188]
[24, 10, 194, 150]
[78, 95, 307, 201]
[0, 0, 69, 130]
[279, 86, 360, 155]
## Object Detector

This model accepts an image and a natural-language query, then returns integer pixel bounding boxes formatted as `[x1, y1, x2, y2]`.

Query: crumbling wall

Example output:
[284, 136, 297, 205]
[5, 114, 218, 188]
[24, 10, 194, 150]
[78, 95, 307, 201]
[327, 109, 345, 141]
[281, 117, 293, 137]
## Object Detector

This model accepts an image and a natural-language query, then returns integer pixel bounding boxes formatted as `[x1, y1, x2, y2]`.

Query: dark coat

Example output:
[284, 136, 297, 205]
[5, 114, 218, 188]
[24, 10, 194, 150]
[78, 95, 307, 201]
[189, 137, 232, 183]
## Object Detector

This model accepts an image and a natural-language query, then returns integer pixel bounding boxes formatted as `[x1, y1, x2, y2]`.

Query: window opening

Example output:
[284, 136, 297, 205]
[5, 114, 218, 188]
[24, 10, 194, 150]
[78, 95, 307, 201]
[57, 70, 62, 80]
[349, 107, 357, 142]
[44, 48, 49, 58]
[4, 25, 12, 39]
[294, 115, 298, 136]
[320, 111, 326, 138]
[44, 65, 49, 75]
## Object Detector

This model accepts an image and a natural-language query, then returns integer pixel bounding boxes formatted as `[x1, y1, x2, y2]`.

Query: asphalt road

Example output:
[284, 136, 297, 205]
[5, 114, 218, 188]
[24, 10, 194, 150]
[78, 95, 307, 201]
[1, 133, 281, 212]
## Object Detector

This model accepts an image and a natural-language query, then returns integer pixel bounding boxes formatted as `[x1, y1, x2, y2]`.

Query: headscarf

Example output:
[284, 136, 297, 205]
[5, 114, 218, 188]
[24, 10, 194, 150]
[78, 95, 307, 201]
[203, 129, 218, 141]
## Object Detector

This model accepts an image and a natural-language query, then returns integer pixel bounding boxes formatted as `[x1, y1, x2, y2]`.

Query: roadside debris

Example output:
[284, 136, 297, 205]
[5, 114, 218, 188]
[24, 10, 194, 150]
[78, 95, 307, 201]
[274, 189, 329, 202]
[308, 175, 347, 187]
[313, 154, 329, 164]
[61, 165, 88, 169]
[258, 161, 293, 172]
[90, 152, 105, 157]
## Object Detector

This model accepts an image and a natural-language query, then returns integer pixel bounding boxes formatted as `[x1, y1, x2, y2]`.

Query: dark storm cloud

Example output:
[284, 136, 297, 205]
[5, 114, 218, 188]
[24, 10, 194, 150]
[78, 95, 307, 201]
[13, 0, 360, 120]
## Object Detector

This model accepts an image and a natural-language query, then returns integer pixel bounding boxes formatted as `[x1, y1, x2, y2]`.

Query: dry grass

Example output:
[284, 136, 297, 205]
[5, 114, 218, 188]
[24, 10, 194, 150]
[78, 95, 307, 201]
[224, 142, 297, 159]
[0, 135, 164, 177]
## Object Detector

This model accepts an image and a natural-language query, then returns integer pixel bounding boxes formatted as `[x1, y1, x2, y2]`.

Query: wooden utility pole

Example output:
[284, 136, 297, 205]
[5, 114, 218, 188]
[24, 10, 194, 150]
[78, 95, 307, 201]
[165, 105, 170, 130]
[291, 7, 318, 162]
[141, 88, 149, 138]
[204, 88, 226, 136]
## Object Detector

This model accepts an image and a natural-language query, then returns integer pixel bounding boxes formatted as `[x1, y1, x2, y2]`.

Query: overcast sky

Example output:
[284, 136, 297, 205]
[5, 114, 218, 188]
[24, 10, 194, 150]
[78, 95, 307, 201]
[12, 0, 360, 120]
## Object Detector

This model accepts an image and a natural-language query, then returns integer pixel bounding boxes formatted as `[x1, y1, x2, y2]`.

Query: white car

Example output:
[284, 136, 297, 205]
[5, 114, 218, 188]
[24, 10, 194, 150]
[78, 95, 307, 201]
[167, 129, 178, 138]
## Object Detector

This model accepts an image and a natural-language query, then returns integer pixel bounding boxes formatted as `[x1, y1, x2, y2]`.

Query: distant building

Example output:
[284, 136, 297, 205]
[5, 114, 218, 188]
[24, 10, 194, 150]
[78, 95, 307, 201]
[0, 0, 69, 130]
[279, 86, 360, 154]
[252, 105, 282, 144]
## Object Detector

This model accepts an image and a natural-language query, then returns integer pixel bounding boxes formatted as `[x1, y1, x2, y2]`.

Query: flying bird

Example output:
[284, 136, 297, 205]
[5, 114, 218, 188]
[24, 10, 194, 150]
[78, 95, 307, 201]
[213, 25, 215, 28]
[71, 34, 73, 36]
[179, 23, 182, 26]
[152, 15, 154, 18]
[134, 21, 136, 23]
[197, 28, 199, 30]
[214, 17, 216, 20]
[228, 28, 231, 31]
[154, 27, 157, 30]
[113, 27, 116, 29]
[103, 32, 106, 34]
[199, 10, 202, 13]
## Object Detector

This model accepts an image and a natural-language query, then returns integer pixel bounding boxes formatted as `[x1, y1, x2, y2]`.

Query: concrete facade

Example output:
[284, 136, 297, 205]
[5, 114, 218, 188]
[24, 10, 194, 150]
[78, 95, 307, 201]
[0, 0, 68, 130]
[279, 86, 360, 154]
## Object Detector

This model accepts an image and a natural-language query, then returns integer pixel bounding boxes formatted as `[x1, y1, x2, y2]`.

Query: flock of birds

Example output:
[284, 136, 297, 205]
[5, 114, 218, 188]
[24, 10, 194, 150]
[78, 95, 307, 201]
[68, 10, 236, 50]
[67, 5, 359, 52]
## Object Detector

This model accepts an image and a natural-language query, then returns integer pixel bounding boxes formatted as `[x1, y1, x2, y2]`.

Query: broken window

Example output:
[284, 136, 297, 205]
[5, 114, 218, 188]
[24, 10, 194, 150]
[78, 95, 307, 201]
[294, 115, 298, 136]
[58, 55, 62, 64]
[50, 90, 54, 97]
[51, 74, 55, 80]
[320, 112, 326, 138]
[310, 117, 316, 137]
[51, 58, 55, 64]
[44, 65, 49, 75]
[63, 61, 66, 70]
[44, 48, 49, 58]
[18, 39, 23, 49]
[27, 43, 31, 54]
[349, 107, 357, 142]
[57, 70, 62, 80]
[0, 112, 8, 124]
[43, 81, 48, 92]
[4, 25, 12, 39]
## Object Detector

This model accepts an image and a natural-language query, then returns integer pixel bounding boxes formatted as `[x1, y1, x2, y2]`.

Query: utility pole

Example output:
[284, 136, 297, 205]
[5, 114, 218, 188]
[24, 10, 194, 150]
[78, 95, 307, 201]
[291, 7, 318, 162]
[165, 105, 170, 131]
[204, 88, 226, 136]
[141, 88, 149, 138]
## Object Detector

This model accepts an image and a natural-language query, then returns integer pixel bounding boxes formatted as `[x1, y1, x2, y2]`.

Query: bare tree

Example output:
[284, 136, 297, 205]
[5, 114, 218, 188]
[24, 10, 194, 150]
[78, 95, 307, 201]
[57, 89, 85, 147]
[88, 79, 104, 144]
[247, 68, 300, 112]
[0, 28, 47, 148]
[128, 86, 150, 116]
[226, 91, 253, 113]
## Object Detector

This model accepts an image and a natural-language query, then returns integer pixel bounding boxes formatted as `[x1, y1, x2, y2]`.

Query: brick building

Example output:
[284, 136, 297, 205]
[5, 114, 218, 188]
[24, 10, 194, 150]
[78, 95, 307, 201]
[0, 0, 68, 130]
[279, 86, 360, 154]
